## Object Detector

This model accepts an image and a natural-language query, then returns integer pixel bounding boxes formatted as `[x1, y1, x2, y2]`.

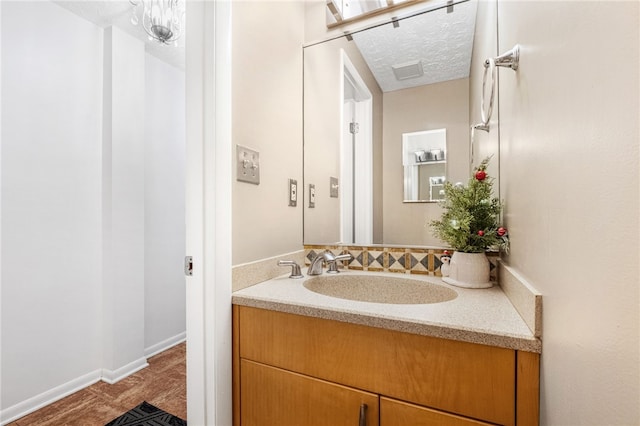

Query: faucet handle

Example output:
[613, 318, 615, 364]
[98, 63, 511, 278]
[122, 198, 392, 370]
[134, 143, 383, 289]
[326, 254, 352, 274]
[278, 260, 304, 279]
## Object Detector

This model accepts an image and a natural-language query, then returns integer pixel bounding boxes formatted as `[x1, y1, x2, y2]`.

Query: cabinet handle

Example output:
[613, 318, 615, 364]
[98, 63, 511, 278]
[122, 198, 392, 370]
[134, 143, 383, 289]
[358, 403, 367, 426]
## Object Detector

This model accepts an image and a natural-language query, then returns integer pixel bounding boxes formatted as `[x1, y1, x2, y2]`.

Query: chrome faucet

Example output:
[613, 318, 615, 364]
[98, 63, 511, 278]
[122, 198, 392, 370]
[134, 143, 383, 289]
[307, 251, 352, 275]
[307, 251, 334, 275]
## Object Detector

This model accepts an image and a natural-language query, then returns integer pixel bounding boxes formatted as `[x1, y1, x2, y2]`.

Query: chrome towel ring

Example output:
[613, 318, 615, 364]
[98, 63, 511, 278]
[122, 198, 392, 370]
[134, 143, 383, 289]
[481, 57, 497, 127]
[476, 45, 521, 132]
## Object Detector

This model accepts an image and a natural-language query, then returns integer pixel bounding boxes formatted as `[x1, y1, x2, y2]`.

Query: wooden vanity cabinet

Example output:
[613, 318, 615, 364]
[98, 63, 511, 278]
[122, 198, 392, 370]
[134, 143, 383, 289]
[241, 359, 379, 426]
[380, 398, 493, 426]
[233, 305, 540, 426]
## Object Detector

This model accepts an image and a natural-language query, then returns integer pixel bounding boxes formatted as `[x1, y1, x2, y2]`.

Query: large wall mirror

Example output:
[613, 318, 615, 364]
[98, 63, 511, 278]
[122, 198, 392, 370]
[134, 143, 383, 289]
[304, 0, 498, 246]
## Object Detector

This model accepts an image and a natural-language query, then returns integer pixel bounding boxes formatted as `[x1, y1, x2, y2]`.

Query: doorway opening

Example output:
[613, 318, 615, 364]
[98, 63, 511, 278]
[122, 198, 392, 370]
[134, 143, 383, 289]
[340, 50, 373, 245]
[0, 1, 187, 424]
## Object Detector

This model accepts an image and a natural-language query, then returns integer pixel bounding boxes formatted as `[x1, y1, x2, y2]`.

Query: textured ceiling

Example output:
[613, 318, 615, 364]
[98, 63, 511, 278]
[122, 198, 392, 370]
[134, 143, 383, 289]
[53, 0, 185, 70]
[352, 0, 477, 92]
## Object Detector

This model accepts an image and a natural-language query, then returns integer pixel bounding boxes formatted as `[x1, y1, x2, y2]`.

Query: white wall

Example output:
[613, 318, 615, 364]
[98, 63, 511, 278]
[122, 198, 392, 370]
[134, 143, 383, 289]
[101, 26, 146, 376]
[496, 1, 639, 424]
[1, 0, 103, 409]
[144, 53, 186, 352]
[0, 1, 3, 409]
[1, 2, 186, 420]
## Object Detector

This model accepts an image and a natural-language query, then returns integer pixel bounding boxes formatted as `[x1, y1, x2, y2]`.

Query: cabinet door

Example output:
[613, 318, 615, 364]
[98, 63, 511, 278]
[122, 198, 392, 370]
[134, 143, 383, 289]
[239, 306, 515, 425]
[241, 359, 379, 426]
[380, 397, 493, 426]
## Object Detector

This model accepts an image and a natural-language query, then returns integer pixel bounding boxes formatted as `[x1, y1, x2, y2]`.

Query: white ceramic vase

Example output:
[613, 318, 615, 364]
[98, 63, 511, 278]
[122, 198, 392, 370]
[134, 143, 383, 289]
[442, 252, 492, 289]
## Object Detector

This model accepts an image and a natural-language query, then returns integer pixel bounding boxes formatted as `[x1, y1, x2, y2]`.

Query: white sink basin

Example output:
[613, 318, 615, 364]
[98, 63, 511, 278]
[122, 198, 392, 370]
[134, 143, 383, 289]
[303, 274, 457, 304]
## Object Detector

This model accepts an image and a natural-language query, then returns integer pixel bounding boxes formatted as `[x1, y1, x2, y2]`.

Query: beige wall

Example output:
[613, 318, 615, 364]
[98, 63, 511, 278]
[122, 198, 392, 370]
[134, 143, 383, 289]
[232, 1, 305, 265]
[382, 78, 470, 245]
[497, 1, 639, 423]
[302, 39, 342, 244]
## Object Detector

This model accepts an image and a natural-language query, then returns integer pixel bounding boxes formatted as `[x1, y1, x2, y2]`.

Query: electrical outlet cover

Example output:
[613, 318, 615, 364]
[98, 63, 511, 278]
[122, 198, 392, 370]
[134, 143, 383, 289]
[330, 177, 339, 198]
[309, 184, 316, 208]
[288, 179, 297, 207]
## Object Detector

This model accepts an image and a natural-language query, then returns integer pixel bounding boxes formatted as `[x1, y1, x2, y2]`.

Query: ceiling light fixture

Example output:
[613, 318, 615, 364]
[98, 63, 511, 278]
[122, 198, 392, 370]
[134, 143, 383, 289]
[129, 0, 185, 45]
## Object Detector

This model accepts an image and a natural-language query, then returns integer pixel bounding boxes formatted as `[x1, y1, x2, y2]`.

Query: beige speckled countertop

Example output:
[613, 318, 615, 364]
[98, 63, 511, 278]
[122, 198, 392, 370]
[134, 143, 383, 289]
[232, 270, 541, 353]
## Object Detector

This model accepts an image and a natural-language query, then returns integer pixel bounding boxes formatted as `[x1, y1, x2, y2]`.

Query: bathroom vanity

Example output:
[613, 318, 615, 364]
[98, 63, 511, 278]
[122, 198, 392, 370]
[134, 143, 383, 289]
[232, 272, 540, 426]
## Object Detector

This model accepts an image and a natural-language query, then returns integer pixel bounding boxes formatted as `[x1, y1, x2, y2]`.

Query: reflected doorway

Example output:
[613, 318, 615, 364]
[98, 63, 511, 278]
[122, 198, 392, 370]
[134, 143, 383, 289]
[340, 50, 373, 245]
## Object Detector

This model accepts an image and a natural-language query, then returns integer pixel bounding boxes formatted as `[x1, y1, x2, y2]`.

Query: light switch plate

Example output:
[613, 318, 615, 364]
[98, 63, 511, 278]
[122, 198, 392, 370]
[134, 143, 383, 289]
[309, 184, 316, 208]
[330, 177, 339, 198]
[288, 179, 297, 207]
[236, 145, 260, 185]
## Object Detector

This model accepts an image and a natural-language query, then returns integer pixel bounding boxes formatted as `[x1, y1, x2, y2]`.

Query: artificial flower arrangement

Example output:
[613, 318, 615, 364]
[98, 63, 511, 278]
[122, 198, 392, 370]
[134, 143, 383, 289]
[430, 157, 509, 253]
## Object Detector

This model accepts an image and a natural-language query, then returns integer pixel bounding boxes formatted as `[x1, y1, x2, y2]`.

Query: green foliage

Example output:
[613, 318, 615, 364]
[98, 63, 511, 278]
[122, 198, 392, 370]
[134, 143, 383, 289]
[430, 157, 509, 253]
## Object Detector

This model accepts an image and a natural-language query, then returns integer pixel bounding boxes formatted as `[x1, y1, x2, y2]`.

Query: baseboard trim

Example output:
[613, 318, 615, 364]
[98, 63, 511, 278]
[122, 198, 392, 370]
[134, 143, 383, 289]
[0, 369, 102, 425]
[0, 338, 186, 425]
[101, 357, 149, 385]
[144, 331, 186, 358]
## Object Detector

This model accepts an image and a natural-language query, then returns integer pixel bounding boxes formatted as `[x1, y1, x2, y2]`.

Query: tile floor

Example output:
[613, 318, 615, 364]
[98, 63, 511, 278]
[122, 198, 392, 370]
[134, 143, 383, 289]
[8, 343, 186, 425]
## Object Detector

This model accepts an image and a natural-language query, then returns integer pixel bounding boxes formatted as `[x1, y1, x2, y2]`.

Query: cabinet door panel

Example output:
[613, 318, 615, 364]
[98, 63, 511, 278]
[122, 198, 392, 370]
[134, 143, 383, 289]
[517, 351, 540, 426]
[238, 306, 515, 425]
[381, 397, 494, 426]
[241, 359, 379, 426]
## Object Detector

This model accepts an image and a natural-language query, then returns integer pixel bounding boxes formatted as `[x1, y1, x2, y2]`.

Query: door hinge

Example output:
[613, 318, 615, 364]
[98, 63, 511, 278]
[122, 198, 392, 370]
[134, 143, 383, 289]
[349, 122, 359, 134]
[184, 256, 193, 276]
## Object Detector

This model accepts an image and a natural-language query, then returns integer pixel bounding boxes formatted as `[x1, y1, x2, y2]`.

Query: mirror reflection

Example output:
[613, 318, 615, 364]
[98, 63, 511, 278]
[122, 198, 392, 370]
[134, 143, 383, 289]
[304, 0, 497, 246]
[403, 129, 447, 202]
[326, 0, 419, 27]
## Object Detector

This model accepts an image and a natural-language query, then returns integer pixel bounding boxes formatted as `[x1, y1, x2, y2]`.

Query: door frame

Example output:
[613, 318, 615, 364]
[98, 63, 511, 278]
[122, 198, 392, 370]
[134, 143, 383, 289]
[339, 50, 373, 245]
[185, 1, 232, 424]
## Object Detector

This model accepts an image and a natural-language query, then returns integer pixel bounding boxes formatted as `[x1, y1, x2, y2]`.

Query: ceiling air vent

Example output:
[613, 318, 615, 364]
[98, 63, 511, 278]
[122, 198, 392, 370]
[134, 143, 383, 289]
[392, 60, 424, 81]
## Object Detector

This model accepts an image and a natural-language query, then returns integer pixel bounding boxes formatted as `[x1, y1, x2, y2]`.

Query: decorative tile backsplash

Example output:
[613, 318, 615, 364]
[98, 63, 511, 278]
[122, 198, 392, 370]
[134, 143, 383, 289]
[304, 245, 499, 282]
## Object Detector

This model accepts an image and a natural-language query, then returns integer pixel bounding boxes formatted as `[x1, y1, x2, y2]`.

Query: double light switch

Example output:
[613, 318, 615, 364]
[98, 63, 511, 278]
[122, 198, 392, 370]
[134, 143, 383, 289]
[237, 145, 260, 185]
